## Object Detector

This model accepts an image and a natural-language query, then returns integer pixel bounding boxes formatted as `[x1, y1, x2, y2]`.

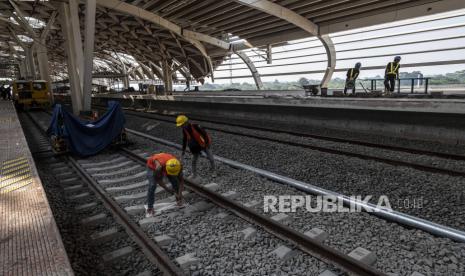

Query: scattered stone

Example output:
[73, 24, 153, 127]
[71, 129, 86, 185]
[410, 272, 425, 276]
[90, 227, 123, 245]
[154, 235, 174, 246]
[348, 247, 377, 265]
[240, 227, 256, 240]
[175, 253, 199, 270]
[102, 246, 133, 263]
[80, 213, 107, 226]
[304, 228, 328, 242]
[215, 212, 229, 219]
[270, 245, 297, 262]
[271, 213, 292, 225]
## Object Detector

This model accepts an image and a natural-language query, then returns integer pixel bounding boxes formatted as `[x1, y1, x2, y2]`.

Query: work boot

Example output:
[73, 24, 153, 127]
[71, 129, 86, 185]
[145, 208, 155, 218]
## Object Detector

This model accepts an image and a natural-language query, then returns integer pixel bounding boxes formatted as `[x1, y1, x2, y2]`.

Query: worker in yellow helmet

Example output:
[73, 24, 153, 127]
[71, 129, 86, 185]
[384, 56, 401, 94]
[145, 152, 185, 218]
[176, 115, 216, 178]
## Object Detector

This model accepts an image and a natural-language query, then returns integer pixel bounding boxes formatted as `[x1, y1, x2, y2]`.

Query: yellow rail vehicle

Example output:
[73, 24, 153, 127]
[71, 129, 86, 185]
[13, 80, 51, 109]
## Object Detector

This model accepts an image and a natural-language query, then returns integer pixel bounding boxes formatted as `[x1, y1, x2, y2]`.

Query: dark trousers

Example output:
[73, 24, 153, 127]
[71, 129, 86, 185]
[384, 76, 396, 92]
[344, 79, 356, 94]
[146, 169, 179, 209]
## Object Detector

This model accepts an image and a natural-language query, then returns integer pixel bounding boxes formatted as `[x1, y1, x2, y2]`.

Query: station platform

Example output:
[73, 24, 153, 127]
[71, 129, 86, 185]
[95, 91, 465, 114]
[93, 92, 465, 146]
[0, 101, 73, 275]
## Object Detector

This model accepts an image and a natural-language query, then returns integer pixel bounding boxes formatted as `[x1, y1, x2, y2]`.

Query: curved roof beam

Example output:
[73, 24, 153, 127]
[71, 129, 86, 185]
[232, 0, 336, 88]
[95, 0, 229, 49]
[96, 0, 219, 79]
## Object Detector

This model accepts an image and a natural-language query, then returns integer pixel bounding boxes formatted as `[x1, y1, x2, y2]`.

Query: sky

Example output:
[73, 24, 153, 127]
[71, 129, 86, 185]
[207, 8, 465, 85]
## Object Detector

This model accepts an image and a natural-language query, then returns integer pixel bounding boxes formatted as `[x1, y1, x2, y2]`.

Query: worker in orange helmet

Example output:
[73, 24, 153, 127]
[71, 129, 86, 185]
[145, 153, 185, 218]
[176, 115, 216, 178]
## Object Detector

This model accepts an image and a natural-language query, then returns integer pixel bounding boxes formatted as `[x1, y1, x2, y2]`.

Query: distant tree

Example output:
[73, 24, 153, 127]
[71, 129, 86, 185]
[298, 77, 310, 86]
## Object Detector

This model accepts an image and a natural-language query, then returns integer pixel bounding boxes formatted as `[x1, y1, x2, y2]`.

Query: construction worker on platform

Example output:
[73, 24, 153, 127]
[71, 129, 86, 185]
[384, 56, 401, 94]
[145, 153, 185, 218]
[344, 62, 361, 95]
[176, 115, 216, 178]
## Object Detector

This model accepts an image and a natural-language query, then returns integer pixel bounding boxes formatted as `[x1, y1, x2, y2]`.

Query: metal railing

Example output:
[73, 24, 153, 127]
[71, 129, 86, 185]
[362, 77, 431, 94]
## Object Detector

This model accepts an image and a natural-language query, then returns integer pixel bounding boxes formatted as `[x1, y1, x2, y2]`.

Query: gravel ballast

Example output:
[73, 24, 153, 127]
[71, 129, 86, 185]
[123, 113, 465, 231]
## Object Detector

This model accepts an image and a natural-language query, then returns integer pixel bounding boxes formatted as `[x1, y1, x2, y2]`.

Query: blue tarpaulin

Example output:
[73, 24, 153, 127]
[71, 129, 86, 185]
[47, 101, 126, 156]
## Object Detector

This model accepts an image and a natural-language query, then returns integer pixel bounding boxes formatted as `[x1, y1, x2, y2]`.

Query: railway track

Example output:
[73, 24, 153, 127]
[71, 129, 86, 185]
[22, 111, 182, 275]
[25, 111, 386, 275]
[104, 106, 465, 178]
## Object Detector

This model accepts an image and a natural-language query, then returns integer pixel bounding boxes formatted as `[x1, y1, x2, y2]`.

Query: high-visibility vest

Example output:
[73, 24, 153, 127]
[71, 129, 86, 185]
[388, 62, 400, 76]
[349, 69, 356, 80]
[183, 124, 211, 148]
[147, 153, 176, 174]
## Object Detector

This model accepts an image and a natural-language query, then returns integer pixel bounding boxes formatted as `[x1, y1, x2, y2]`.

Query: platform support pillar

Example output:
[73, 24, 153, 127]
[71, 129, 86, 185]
[35, 42, 54, 103]
[82, 0, 96, 113]
[234, 50, 263, 90]
[319, 34, 336, 89]
[59, 2, 83, 115]
[25, 47, 36, 79]
[162, 59, 172, 94]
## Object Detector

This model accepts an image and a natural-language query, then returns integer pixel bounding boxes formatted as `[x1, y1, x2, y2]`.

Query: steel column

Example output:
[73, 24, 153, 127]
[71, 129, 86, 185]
[35, 41, 53, 102]
[82, 0, 97, 112]
[69, 0, 84, 91]
[19, 60, 27, 78]
[59, 2, 83, 115]
[26, 47, 36, 79]
[162, 59, 172, 93]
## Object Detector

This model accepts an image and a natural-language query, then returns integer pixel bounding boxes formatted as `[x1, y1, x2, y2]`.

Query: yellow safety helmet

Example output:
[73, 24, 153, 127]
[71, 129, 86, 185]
[176, 115, 188, 127]
[165, 158, 181, 176]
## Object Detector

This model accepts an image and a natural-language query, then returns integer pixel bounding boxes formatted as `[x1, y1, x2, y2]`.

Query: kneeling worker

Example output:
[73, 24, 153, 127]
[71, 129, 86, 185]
[344, 62, 361, 95]
[384, 56, 401, 94]
[176, 115, 216, 178]
[146, 153, 185, 218]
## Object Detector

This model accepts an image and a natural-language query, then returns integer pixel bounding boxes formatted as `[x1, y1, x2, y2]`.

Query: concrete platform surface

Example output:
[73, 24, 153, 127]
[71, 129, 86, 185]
[95, 92, 465, 114]
[0, 102, 73, 275]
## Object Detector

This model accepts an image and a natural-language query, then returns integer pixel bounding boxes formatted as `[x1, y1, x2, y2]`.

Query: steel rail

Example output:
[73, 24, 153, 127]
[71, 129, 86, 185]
[26, 111, 184, 276]
[125, 128, 465, 243]
[67, 157, 185, 276]
[120, 148, 386, 276]
[112, 107, 465, 161]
